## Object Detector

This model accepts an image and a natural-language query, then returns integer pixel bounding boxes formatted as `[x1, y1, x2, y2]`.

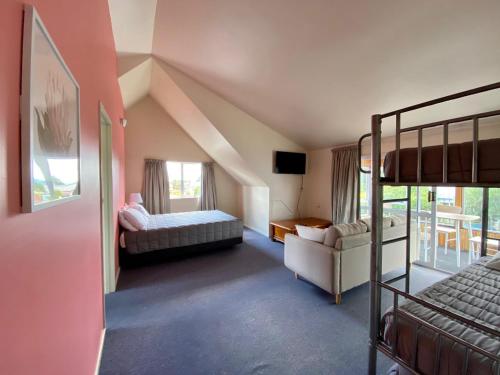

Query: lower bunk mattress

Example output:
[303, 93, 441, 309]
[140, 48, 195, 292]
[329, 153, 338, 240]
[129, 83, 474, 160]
[382, 257, 500, 375]
[122, 210, 243, 254]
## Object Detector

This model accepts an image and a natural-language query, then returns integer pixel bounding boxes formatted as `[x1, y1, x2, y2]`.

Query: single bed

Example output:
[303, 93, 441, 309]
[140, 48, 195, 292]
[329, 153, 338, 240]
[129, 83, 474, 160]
[381, 257, 500, 375]
[383, 138, 500, 183]
[120, 210, 243, 259]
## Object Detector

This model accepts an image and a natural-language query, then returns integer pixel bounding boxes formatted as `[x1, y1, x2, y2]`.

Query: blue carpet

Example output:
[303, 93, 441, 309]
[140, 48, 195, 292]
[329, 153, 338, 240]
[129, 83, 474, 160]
[100, 229, 446, 375]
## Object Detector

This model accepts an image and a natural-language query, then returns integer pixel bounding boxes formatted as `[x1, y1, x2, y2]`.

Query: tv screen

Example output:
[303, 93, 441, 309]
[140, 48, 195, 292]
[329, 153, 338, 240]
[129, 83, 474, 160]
[274, 151, 306, 174]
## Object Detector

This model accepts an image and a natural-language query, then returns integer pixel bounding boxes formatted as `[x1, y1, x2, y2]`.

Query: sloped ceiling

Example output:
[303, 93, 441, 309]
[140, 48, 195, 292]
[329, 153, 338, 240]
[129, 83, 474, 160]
[110, 0, 500, 149]
[109, 0, 157, 54]
[149, 58, 267, 187]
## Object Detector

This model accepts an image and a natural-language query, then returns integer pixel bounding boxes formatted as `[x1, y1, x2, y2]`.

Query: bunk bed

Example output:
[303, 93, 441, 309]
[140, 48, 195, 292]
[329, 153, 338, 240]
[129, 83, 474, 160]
[360, 82, 500, 375]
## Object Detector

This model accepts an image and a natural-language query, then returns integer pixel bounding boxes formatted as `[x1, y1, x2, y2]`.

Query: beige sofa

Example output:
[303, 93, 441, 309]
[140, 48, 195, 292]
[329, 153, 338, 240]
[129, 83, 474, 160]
[284, 217, 416, 304]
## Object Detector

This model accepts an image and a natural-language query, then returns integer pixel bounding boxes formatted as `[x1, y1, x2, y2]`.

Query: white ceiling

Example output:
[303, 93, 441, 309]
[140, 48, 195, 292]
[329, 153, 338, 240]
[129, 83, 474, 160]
[111, 0, 500, 149]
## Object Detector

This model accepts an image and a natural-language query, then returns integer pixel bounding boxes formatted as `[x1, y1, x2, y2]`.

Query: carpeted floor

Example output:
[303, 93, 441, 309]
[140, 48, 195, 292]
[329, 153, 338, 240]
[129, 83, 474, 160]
[100, 229, 447, 375]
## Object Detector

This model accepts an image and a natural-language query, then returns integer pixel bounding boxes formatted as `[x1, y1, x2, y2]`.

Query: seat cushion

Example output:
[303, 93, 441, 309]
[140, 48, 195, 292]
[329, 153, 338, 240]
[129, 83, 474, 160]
[335, 231, 371, 250]
[324, 222, 368, 247]
[360, 217, 392, 232]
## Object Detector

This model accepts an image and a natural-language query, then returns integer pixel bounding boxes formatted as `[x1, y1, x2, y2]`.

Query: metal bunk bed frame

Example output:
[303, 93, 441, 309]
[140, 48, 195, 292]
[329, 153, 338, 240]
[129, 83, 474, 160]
[364, 81, 500, 375]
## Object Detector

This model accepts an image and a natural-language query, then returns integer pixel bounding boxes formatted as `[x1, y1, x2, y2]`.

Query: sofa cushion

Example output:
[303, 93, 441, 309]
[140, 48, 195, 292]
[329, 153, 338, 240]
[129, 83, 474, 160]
[335, 231, 371, 250]
[360, 217, 392, 231]
[296, 225, 327, 243]
[334, 223, 407, 250]
[323, 226, 337, 247]
[323, 222, 368, 247]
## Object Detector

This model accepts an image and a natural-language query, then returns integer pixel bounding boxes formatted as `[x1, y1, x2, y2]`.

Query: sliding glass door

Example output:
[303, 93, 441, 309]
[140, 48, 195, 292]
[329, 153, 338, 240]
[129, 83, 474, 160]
[414, 187, 498, 273]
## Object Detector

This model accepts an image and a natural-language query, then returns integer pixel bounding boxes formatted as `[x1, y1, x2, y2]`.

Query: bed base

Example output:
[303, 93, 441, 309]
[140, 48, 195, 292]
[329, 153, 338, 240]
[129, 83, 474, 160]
[119, 237, 243, 268]
[364, 81, 500, 375]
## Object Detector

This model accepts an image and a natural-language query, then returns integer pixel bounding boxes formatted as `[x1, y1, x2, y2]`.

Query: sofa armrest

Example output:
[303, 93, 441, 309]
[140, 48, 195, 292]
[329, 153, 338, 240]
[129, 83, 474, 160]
[284, 234, 339, 294]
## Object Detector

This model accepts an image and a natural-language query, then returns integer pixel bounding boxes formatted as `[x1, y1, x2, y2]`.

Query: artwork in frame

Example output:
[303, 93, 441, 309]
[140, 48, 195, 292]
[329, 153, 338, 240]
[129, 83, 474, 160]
[21, 5, 81, 212]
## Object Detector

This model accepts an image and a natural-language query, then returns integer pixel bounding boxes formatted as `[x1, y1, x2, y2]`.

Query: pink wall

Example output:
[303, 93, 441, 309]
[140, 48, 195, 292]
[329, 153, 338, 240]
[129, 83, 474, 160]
[0, 1, 125, 374]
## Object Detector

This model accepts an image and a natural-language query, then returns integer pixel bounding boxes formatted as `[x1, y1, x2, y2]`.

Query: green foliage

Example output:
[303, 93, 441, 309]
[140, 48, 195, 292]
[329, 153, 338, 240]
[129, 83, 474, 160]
[463, 188, 482, 216]
[33, 180, 47, 194]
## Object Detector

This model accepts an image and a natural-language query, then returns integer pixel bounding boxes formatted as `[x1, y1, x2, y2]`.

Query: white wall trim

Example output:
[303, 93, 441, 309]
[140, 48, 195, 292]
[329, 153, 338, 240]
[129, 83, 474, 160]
[94, 328, 106, 375]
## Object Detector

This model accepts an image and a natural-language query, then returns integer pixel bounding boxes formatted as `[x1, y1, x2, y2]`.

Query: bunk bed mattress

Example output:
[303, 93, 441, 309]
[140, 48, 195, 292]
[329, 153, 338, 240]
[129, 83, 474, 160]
[383, 138, 500, 183]
[123, 210, 243, 254]
[382, 257, 500, 375]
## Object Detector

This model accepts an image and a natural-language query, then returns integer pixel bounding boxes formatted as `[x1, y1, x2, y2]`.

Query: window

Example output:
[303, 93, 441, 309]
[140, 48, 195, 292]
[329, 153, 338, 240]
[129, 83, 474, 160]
[166, 162, 201, 199]
[359, 159, 371, 218]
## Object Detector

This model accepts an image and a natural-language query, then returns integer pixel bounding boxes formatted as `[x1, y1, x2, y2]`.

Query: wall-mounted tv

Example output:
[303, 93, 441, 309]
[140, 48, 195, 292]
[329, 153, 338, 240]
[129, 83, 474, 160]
[274, 151, 306, 175]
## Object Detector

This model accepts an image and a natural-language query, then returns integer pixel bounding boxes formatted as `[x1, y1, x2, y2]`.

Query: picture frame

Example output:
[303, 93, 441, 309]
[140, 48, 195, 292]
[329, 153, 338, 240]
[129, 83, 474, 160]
[21, 5, 81, 213]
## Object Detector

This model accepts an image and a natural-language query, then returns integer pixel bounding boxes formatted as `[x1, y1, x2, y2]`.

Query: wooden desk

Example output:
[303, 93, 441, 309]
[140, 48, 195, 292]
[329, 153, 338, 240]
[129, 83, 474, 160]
[270, 217, 332, 243]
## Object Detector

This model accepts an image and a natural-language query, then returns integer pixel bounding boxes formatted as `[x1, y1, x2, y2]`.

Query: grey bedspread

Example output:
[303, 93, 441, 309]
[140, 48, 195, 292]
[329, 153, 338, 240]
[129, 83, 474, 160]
[382, 257, 500, 375]
[124, 210, 243, 254]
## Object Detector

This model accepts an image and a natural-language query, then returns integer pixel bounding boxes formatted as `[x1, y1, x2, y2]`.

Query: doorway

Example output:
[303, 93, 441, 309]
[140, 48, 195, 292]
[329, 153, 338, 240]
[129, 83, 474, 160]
[100, 103, 116, 294]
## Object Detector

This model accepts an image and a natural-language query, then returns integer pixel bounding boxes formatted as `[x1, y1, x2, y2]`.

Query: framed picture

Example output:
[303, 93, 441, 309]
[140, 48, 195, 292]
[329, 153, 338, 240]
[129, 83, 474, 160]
[21, 5, 81, 212]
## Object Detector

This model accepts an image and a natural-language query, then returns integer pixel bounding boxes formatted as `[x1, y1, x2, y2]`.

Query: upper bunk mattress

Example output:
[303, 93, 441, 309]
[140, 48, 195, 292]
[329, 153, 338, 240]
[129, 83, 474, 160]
[124, 210, 243, 254]
[382, 257, 500, 375]
[383, 138, 500, 183]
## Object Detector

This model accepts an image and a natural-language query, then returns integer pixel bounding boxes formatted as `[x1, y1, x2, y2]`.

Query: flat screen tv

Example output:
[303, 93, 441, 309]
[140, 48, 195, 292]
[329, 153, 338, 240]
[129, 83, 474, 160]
[274, 151, 306, 175]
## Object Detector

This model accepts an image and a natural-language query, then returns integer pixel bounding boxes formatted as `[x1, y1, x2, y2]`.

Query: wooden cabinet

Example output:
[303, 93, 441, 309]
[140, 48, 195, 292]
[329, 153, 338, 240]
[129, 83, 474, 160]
[270, 217, 332, 243]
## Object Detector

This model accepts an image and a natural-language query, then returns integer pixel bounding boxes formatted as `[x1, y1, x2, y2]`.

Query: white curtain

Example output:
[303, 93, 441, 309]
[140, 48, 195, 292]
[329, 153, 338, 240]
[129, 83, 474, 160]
[331, 146, 359, 224]
[201, 162, 217, 210]
[142, 159, 170, 214]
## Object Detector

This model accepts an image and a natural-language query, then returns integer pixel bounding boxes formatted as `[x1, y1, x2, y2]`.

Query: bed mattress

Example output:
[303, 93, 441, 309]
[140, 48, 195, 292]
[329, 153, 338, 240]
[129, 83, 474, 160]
[382, 257, 500, 375]
[123, 210, 243, 254]
[383, 138, 500, 183]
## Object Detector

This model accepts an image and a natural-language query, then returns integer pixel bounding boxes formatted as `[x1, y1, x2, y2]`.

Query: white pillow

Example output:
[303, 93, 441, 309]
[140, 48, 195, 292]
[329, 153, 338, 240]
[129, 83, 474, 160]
[118, 209, 137, 232]
[296, 225, 327, 243]
[485, 252, 500, 271]
[129, 204, 150, 217]
[122, 207, 148, 230]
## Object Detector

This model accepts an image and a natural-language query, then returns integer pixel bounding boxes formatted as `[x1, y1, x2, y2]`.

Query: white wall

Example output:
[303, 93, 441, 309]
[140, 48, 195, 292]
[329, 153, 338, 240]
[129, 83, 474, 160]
[125, 95, 241, 217]
[302, 149, 332, 221]
[241, 186, 270, 235]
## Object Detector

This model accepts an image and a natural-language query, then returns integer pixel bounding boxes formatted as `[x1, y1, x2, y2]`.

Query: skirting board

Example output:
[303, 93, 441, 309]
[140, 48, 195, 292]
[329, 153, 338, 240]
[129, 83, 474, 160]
[94, 328, 106, 375]
[243, 224, 269, 237]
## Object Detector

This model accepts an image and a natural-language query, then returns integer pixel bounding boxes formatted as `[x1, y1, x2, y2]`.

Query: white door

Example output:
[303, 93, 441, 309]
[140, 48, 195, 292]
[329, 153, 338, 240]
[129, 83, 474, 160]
[100, 103, 116, 294]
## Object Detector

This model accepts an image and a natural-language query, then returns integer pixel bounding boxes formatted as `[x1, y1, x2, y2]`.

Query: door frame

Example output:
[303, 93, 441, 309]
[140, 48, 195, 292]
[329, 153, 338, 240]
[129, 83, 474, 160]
[99, 102, 116, 295]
